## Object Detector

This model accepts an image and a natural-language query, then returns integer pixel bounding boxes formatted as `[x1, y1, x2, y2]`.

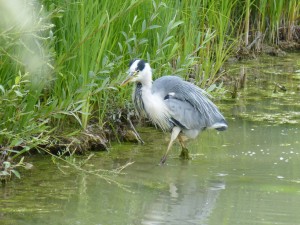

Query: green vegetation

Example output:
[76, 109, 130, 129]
[0, 0, 299, 181]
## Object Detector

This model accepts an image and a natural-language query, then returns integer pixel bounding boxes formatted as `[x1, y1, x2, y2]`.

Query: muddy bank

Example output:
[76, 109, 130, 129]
[236, 41, 300, 60]
[46, 110, 149, 155]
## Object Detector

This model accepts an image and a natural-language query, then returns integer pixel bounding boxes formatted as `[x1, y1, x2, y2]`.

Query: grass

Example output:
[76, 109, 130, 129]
[0, 0, 299, 181]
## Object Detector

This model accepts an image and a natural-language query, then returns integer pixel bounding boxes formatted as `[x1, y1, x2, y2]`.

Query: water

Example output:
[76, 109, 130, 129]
[1, 53, 300, 225]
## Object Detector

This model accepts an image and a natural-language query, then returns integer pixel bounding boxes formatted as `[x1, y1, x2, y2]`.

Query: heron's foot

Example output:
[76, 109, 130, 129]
[179, 147, 190, 160]
[160, 155, 167, 165]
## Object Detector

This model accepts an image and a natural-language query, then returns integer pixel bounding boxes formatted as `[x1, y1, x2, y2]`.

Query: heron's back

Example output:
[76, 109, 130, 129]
[152, 76, 227, 133]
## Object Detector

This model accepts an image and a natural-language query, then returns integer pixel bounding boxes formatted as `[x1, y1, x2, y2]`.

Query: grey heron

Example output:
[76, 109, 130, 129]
[121, 59, 227, 164]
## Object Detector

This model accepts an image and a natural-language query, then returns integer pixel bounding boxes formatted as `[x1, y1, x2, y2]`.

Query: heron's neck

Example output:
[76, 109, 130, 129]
[139, 65, 153, 88]
[139, 77, 170, 131]
[141, 80, 152, 89]
[139, 72, 155, 107]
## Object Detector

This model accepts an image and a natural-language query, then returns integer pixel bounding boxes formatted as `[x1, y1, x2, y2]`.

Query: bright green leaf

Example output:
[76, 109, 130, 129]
[11, 170, 21, 179]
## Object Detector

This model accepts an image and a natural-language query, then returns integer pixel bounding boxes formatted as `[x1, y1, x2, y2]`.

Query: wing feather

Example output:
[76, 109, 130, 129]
[153, 76, 227, 129]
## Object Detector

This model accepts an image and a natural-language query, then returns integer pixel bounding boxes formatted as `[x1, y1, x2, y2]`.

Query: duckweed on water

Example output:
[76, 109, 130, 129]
[226, 53, 300, 125]
[239, 112, 300, 124]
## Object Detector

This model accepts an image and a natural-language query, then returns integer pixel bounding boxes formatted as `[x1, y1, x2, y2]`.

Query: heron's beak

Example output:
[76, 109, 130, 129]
[120, 71, 137, 86]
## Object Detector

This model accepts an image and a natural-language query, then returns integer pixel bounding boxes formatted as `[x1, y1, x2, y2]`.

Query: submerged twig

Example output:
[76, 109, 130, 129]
[273, 82, 287, 92]
[113, 161, 135, 174]
[45, 149, 134, 192]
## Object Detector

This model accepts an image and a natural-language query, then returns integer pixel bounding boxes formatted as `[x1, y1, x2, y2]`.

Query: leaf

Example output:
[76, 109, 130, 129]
[5, 149, 19, 154]
[170, 21, 184, 30]
[152, 0, 157, 11]
[120, 31, 128, 39]
[206, 84, 217, 93]
[10, 138, 23, 147]
[169, 42, 179, 58]
[126, 37, 136, 43]
[132, 15, 137, 26]
[162, 36, 174, 44]
[15, 76, 21, 85]
[118, 42, 123, 52]
[147, 25, 161, 30]
[142, 19, 146, 33]
[11, 147, 30, 160]
[24, 162, 33, 170]
[14, 90, 24, 97]
[0, 171, 9, 176]
[158, 2, 167, 8]
[218, 82, 223, 89]
[156, 33, 161, 46]
[150, 13, 159, 22]
[0, 85, 5, 94]
[52, 114, 64, 119]
[18, 156, 25, 165]
[168, 21, 183, 33]
[3, 161, 11, 169]
[11, 170, 21, 179]
[138, 38, 148, 45]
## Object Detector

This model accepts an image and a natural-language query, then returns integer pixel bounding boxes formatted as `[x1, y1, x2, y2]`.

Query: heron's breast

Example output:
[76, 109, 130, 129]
[141, 90, 171, 131]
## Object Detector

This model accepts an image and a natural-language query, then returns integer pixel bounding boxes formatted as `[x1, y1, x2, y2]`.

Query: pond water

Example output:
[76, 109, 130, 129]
[1, 53, 300, 225]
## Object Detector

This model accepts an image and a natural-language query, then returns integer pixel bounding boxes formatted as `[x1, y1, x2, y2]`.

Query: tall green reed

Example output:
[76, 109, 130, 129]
[248, 0, 300, 48]
[170, 0, 238, 86]
[46, 0, 148, 128]
[284, 0, 300, 41]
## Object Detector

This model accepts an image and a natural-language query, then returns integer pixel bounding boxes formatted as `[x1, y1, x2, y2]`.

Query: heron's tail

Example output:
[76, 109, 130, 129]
[210, 119, 228, 131]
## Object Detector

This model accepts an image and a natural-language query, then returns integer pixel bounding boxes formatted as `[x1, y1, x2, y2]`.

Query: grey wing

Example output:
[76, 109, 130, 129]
[165, 97, 206, 130]
[153, 76, 227, 130]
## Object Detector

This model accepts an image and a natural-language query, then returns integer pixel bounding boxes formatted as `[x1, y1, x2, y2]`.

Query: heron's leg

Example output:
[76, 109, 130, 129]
[160, 127, 181, 164]
[178, 134, 190, 160]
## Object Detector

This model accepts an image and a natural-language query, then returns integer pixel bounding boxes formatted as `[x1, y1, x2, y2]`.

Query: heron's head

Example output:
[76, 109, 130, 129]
[121, 59, 152, 86]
